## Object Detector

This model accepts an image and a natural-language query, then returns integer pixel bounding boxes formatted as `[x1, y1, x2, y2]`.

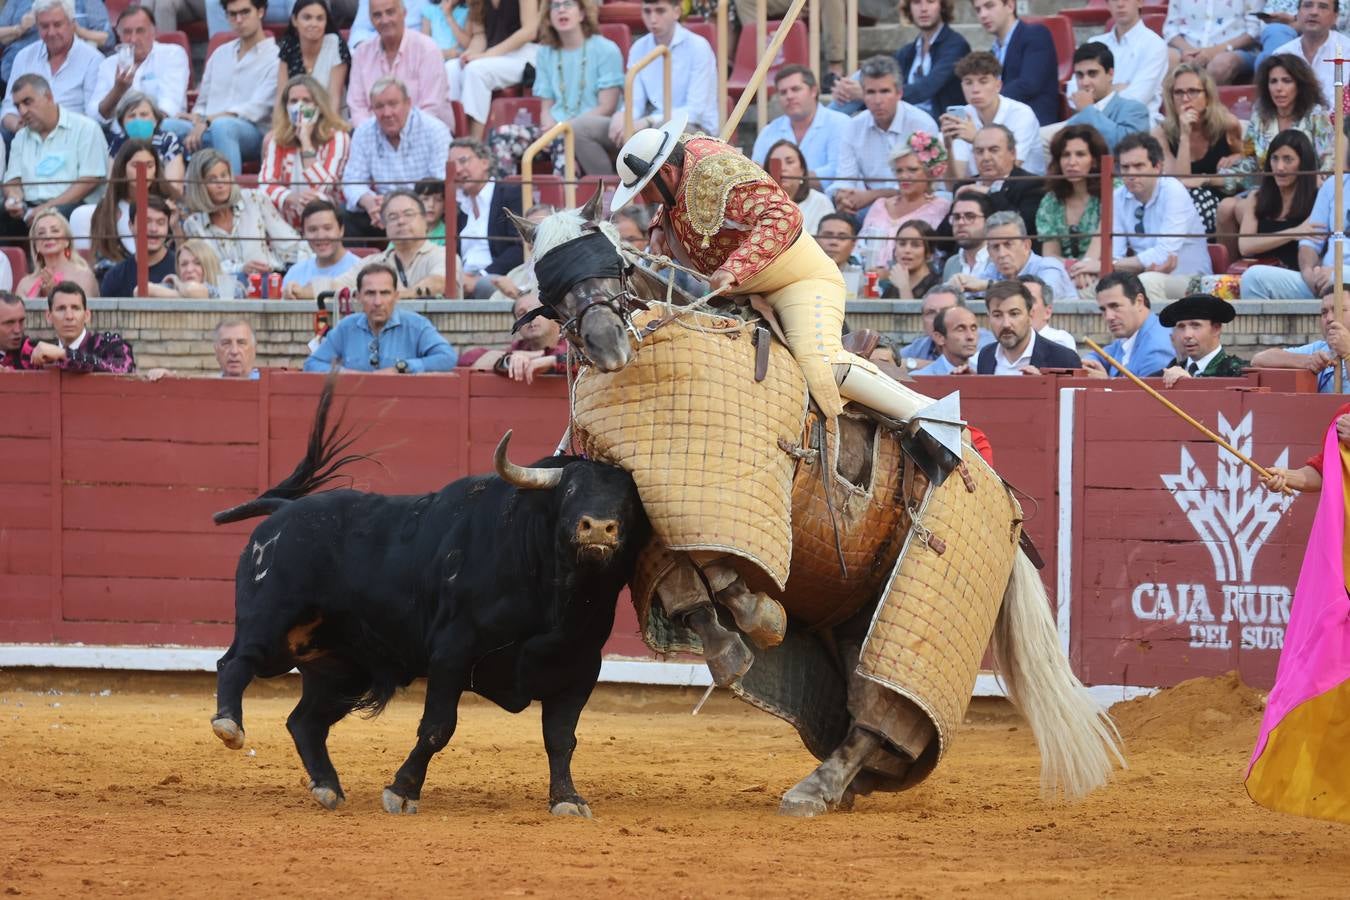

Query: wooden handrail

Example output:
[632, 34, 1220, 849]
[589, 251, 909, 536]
[716, 0, 728, 132]
[807, 0, 820, 85]
[1098, 154, 1114, 278]
[444, 160, 460, 298]
[623, 45, 672, 140]
[756, 0, 767, 133]
[845, 0, 857, 77]
[521, 121, 577, 210]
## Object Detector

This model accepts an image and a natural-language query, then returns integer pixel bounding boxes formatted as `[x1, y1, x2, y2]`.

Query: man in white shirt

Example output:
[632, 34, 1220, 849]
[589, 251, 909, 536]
[939, 51, 1045, 178]
[1070, 133, 1212, 303]
[1163, 0, 1261, 83]
[1019, 274, 1077, 350]
[750, 65, 851, 184]
[0, 0, 102, 135]
[160, 0, 279, 175]
[89, 5, 189, 125]
[831, 54, 938, 217]
[1089, 0, 1167, 118]
[608, 0, 717, 145]
[1274, 0, 1350, 111]
[941, 190, 993, 280]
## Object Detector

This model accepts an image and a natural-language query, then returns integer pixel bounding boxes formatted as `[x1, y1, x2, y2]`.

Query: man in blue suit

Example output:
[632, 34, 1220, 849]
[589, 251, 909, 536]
[828, 0, 970, 119]
[971, 0, 1060, 125]
[1082, 271, 1175, 378]
[975, 280, 1083, 374]
[1051, 43, 1151, 152]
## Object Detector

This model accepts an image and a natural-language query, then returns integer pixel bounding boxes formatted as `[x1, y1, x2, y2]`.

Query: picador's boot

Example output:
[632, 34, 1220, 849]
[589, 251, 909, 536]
[716, 582, 787, 649]
[684, 606, 753, 687]
[834, 361, 933, 422]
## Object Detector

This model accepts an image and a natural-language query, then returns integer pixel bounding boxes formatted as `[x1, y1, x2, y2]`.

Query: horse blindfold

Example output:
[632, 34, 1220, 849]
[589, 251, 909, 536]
[517, 231, 632, 333]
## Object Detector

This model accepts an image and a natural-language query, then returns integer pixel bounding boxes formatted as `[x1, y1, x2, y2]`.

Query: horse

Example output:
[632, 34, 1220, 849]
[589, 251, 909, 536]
[506, 193, 1124, 816]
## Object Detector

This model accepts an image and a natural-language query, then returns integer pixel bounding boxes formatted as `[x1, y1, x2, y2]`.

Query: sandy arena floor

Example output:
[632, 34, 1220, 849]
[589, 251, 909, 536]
[0, 669, 1346, 898]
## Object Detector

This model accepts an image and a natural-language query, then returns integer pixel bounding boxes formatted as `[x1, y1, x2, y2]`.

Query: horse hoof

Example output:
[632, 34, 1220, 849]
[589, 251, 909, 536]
[311, 786, 344, 810]
[550, 801, 593, 819]
[722, 591, 787, 649]
[211, 717, 244, 750]
[778, 793, 829, 818]
[382, 788, 418, 815]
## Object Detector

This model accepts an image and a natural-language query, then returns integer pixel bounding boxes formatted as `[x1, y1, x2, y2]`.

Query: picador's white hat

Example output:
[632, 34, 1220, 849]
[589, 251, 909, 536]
[610, 111, 688, 211]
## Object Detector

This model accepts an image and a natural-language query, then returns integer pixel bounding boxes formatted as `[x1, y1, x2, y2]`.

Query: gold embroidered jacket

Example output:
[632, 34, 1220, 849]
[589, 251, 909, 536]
[662, 136, 803, 285]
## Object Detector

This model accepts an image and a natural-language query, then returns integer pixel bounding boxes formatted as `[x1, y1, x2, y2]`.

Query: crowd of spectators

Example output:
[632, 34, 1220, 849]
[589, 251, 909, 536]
[0, 0, 1345, 393]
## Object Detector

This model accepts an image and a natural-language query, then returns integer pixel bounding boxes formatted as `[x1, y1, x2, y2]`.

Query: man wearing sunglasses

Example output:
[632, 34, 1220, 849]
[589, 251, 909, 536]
[304, 260, 457, 373]
[1069, 131, 1211, 303]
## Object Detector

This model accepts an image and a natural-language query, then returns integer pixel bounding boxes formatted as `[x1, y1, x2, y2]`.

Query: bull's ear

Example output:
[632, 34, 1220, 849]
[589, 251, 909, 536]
[579, 188, 603, 224]
[507, 210, 538, 247]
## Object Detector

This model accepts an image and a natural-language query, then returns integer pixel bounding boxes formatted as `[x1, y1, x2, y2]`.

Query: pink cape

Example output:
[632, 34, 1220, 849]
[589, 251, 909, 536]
[1245, 423, 1350, 822]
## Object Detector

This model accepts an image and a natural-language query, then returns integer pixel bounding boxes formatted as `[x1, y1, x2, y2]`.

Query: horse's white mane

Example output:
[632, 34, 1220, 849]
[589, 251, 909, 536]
[531, 207, 629, 265]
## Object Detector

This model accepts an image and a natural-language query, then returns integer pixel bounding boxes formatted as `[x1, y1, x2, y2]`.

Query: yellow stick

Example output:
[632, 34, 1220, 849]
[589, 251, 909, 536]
[1083, 339, 1293, 495]
[1335, 56, 1345, 392]
[720, 0, 808, 142]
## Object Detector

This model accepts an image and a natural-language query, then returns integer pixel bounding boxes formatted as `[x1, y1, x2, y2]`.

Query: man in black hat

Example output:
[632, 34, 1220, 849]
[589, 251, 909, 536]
[1159, 293, 1246, 388]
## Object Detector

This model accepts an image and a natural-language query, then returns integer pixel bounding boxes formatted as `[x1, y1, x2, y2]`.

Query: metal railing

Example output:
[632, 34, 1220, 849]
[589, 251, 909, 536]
[623, 45, 672, 141]
[520, 122, 578, 211]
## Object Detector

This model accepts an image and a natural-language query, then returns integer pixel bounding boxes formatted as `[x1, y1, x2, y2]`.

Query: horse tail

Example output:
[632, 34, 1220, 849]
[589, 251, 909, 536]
[213, 370, 370, 525]
[991, 550, 1126, 800]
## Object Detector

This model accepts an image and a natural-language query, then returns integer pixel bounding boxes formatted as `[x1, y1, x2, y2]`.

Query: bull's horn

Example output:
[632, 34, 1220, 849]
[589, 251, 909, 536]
[494, 430, 564, 490]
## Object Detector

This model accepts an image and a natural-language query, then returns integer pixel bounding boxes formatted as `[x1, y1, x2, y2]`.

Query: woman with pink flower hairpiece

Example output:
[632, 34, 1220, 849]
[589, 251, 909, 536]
[857, 133, 951, 270]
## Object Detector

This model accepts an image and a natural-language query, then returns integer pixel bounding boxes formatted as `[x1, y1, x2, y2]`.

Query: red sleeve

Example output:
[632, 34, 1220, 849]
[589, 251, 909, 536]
[969, 425, 994, 466]
[717, 180, 803, 285]
[1305, 402, 1350, 474]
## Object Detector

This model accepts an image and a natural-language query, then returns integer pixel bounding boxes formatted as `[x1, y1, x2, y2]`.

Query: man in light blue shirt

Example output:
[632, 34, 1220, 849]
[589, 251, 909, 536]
[1250, 284, 1350, 392]
[831, 54, 938, 218]
[283, 200, 362, 299]
[750, 65, 851, 184]
[914, 304, 981, 375]
[303, 262, 457, 373]
[956, 210, 1076, 303]
[0, 0, 103, 134]
[899, 282, 995, 361]
[1082, 271, 1174, 378]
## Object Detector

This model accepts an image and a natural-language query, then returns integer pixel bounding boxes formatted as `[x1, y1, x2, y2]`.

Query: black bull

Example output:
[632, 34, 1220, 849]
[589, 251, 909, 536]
[209, 378, 649, 816]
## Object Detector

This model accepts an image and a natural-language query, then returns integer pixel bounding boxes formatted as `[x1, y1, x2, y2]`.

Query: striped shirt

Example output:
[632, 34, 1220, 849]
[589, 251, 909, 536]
[344, 109, 450, 210]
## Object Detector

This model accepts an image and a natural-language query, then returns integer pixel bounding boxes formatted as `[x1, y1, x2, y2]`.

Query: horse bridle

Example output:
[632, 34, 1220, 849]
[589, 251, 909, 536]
[516, 229, 650, 358]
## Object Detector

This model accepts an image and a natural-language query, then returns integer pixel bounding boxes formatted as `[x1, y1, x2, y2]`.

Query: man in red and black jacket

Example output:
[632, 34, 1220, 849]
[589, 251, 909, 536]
[23, 282, 136, 374]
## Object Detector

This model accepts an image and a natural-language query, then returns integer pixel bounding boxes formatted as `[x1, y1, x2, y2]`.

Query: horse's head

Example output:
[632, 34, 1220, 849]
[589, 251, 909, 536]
[508, 192, 646, 373]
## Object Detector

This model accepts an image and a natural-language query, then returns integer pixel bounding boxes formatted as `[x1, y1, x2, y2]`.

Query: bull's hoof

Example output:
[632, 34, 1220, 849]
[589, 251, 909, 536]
[778, 791, 829, 818]
[211, 716, 245, 750]
[311, 785, 344, 811]
[549, 801, 593, 819]
[382, 788, 419, 815]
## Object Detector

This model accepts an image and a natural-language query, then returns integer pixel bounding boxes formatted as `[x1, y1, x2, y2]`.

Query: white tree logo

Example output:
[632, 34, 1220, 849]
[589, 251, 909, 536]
[1161, 412, 1294, 583]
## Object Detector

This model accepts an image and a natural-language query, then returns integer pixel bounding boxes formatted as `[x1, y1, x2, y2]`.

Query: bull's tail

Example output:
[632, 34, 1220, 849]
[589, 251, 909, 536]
[213, 371, 370, 525]
[991, 550, 1126, 801]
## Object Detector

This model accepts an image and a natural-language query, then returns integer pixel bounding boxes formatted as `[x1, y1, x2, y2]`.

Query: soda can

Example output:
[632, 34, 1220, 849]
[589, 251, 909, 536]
[865, 271, 879, 298]
[248, 272, 262, 298]
[268, 273, 282, 298]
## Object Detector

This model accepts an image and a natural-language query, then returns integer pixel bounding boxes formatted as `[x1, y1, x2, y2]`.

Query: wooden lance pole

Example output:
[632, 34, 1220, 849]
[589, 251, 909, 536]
[1082, 339, 1293, 495]
[720, 0, 808, 142]
[1333, 54, 1347, 392]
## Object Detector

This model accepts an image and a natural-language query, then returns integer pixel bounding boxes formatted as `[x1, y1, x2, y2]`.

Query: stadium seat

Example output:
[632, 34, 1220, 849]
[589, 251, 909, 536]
[727, 20, 808, 102]
[597, 2, 645, 31]
[449, 100, 467, 138]
[105, 0, 133, 19]
[1208, 243, 1230, 275]
[683, 20, 718, 57]
[577, 174, 618, 209]
[351, 246, 380, 258]
[1219, 85, 1255, 120]
[1143, 13, 1166, 35]
[1023, 15, 1075, 84]
[484, 96, 542, 135]
[599, 23, 632, 62]
[3, 247, 27, 283]
[1139, 4, 1169, 15]
[506, 173, 565, 208]
[1061, 2, 1112, 27]
[238, 173, 259, 189]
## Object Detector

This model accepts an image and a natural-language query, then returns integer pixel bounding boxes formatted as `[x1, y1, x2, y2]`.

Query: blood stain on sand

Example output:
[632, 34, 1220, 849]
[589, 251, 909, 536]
[0, 670, 1347, 898]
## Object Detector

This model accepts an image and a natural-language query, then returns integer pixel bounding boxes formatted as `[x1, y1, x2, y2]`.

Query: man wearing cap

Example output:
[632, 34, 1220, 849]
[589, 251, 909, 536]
[1158, 293, 1247, 389]
[609, 113, 932, 423]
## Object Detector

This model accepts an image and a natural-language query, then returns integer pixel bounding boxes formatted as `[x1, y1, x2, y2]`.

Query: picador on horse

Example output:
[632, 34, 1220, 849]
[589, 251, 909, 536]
[511, 113, 1125, 817]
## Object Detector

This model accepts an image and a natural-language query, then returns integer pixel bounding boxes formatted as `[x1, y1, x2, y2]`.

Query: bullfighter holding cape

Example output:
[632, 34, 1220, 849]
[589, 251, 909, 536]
[1249, 404, 1350, 823]
[610, 113, 931, 424]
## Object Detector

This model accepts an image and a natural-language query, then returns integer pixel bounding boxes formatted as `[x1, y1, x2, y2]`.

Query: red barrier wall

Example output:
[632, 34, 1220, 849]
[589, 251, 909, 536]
[1, 370, 1339, 690]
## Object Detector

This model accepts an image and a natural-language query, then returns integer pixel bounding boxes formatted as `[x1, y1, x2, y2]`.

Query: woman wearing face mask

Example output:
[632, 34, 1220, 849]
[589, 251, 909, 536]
[259, 75, 351, 228]
[275, 0, 351, 113]
[109, 92, 186, 198]
[184, 148, 304, 276]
